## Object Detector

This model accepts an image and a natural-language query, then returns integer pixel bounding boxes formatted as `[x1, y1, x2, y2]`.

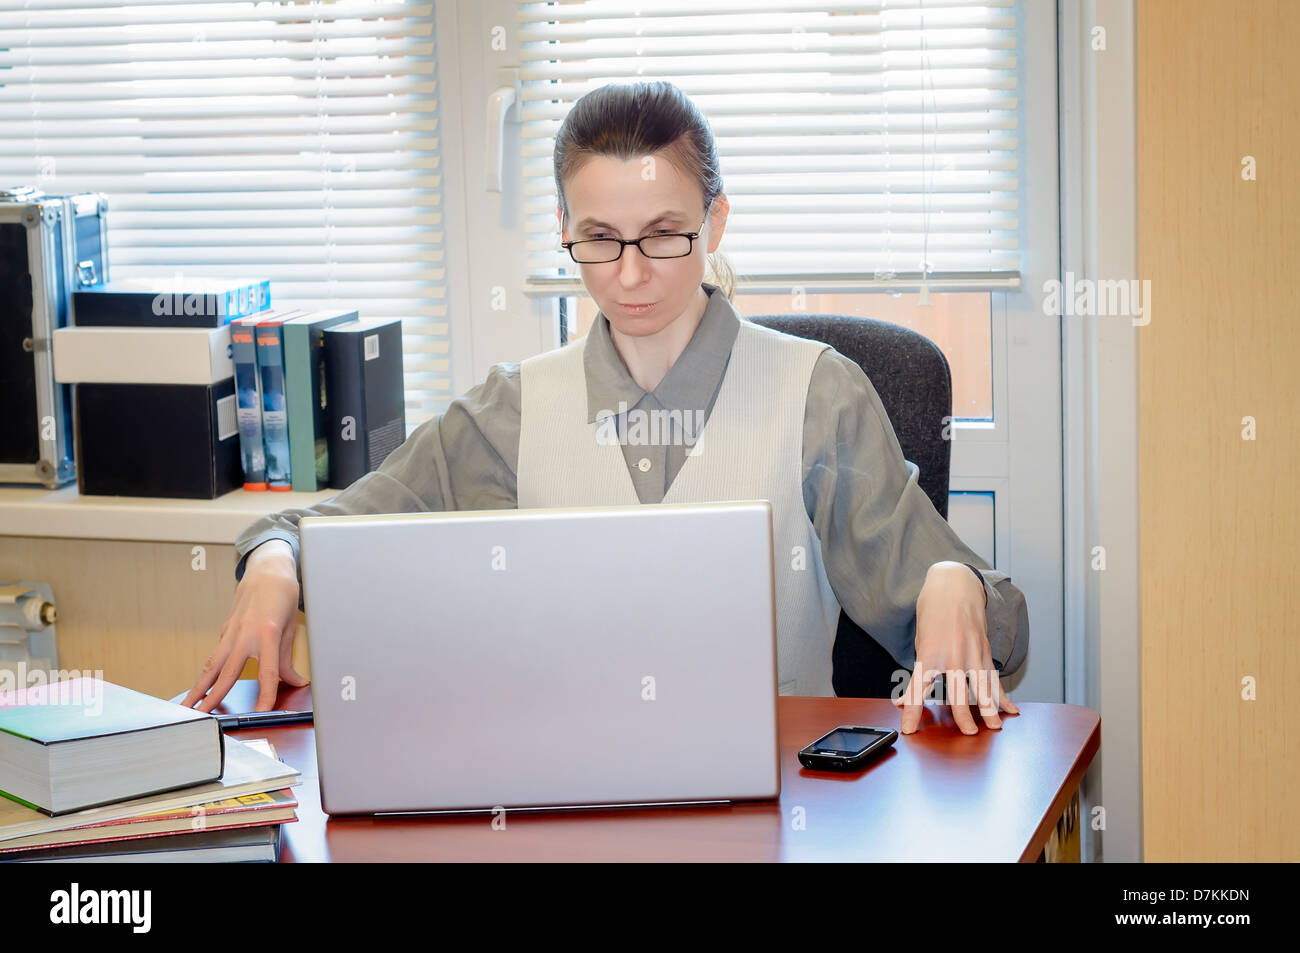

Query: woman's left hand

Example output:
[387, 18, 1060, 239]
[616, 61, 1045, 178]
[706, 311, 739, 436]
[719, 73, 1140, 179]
[893, 561, 1019, 734]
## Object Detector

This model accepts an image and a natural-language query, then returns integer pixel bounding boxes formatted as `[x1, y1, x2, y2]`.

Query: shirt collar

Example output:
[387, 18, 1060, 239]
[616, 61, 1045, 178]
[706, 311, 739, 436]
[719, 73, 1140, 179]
[583, 281, 740, 423]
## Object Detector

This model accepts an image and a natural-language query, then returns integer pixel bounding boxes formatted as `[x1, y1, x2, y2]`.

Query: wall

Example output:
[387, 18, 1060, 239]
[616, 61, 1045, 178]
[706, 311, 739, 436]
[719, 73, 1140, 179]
[0, 538, 308, 700]
[1137, 0, 1298, 860]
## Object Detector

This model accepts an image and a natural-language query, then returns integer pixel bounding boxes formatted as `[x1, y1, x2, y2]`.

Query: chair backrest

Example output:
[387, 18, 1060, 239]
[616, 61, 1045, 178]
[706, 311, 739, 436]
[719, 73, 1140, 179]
[746, 314, 953, 519]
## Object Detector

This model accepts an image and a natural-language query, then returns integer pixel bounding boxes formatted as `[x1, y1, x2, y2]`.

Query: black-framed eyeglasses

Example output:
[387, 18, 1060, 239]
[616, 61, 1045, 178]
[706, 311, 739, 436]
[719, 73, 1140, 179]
[560, 214, 707, 264]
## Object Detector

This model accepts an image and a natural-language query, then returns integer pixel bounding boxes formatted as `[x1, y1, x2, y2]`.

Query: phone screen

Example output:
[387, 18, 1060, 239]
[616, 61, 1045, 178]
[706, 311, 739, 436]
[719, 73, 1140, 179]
[813, 728, 889, 756]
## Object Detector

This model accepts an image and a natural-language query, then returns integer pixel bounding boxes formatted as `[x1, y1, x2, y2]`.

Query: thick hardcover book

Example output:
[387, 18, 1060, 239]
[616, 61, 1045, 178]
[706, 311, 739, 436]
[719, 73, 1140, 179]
[283, 310, 358, 491]
[323, 317, 406, 489]
[73, 277, 270, 328]
[231, 315, 267, 489]
[254, 317, 292, 490]
[0, 678, 223, 816]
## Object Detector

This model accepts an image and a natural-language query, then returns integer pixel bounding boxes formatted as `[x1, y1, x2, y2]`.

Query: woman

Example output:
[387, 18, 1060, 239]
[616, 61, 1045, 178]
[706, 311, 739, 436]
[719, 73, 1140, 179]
[184, 81, 1024, 735]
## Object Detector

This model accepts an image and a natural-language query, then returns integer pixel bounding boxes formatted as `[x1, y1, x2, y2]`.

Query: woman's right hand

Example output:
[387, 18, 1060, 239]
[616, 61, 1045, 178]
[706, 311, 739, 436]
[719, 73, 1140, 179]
[181, 539, 310, 714]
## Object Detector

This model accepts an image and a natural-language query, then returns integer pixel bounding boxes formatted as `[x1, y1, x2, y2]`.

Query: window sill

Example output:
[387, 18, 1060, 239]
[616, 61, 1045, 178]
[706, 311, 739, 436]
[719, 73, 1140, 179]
[0, 484, 337, 544]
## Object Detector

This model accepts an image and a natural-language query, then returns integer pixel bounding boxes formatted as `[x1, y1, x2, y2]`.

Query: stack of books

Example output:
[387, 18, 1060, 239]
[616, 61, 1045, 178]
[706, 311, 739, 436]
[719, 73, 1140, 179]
[54, 276, 272, 498]
[0, 677, 300, 863]
[229, 308, 405, 492]
[53, 275, 406, 498]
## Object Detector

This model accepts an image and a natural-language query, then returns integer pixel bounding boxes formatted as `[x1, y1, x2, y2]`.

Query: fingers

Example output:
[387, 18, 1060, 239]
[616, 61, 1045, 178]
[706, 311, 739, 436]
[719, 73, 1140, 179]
[895, 662, 938, 734]
[186, 566, 301, 714]
[250, 615, 307, 711]
[946, 659, 1008, 733]
[999, 676, 1020, 715]
[973, 659, 1003, 731]
[278, 616, 310, 688]
[893, 662, 1012, 735]
[948, 668, 979, 735]
[180, 615, 238, 708]
[181, 646, 230, 709]
[252, 613, 311, 710]
[194, 645, 250, 714]
[893, 662, 1018, 736]
[977, 660, 1021, 717]
[278, 655, 309, 688]
[254, 656, 280, 713]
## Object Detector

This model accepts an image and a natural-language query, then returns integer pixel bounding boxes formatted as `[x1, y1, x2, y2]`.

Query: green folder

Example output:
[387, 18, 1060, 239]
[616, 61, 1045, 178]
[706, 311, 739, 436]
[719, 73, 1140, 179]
[283, 309, 358, 491]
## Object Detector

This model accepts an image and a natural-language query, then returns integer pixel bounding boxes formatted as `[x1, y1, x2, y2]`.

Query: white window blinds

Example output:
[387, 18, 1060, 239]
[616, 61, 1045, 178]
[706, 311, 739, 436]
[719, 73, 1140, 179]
[0, 0, 449, 426]
[516, 0, 1021, 294]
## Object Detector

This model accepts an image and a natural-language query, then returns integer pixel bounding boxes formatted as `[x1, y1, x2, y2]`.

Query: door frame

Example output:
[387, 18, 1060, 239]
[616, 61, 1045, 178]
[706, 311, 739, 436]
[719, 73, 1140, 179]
[1059, 0, 1143, 864]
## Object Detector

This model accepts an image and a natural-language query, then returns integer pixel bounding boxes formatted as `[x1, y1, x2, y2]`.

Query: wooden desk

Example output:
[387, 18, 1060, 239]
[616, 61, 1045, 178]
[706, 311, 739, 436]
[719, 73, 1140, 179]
[210, 682, 1098, 862]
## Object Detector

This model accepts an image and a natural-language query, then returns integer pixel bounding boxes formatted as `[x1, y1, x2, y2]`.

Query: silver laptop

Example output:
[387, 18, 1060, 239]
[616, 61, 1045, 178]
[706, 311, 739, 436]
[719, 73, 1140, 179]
[299, 500, 782, 815]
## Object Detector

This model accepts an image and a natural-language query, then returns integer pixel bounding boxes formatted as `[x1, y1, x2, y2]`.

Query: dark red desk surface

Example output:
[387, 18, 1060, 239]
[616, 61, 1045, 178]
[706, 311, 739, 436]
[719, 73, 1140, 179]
[206, 681, 1099, 862]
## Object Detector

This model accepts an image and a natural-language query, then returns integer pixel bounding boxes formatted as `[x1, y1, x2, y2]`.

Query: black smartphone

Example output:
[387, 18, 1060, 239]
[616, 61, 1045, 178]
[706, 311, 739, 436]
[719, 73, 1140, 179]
[798, 725, 898, 771]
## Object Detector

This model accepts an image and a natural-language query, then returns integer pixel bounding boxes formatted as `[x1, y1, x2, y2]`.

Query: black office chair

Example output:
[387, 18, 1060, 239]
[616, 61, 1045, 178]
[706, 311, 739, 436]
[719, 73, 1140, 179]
[747, 313, 954, 698]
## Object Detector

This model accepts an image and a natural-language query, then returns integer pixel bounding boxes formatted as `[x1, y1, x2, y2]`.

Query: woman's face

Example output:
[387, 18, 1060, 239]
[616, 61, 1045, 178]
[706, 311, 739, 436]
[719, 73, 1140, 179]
[559, 154, 728, 339]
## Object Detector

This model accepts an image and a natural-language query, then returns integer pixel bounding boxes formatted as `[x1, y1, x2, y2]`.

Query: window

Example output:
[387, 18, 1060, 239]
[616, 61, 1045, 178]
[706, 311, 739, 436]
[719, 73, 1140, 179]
[572, 289, 994, 420]
[0, 0, 449, 428]
[518, 0, 1022, 289]
[520, 0, 1022, 423]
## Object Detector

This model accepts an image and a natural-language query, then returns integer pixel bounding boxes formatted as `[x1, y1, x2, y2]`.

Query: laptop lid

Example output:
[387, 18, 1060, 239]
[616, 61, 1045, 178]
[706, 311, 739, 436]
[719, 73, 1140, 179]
[299, 500, 781, 814]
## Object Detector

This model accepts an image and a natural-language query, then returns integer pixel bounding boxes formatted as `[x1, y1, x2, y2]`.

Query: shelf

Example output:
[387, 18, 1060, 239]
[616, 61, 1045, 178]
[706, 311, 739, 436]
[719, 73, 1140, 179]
[0, 483, 336, 544]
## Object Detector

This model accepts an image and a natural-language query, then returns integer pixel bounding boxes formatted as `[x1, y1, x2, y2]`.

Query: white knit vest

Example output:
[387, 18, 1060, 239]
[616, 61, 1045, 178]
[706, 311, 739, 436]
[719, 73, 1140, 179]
[517, 318, 842, 696]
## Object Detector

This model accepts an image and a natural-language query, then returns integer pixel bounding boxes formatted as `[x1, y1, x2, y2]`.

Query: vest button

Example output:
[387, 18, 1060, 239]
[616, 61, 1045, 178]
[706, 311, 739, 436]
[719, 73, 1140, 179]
[636, 457, 652, 472]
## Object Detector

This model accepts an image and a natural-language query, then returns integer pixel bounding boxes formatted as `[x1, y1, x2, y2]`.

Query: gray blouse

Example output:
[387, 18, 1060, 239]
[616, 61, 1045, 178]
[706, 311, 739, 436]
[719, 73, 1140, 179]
[234, 282, 1029, 676]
